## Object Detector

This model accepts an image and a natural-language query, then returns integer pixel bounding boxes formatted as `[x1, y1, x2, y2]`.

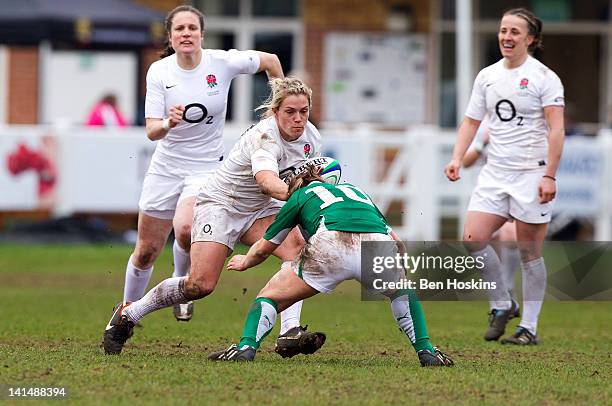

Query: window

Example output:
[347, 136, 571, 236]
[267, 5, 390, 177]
[205, 32, 236, 120]
[253, 0, 298, 17]
[198, 0, 239, 16]
[251, 33, 293, 120]
[194, 0, 301, 123]
[438, 33, 456, 128]
[434, 0, 611, 127]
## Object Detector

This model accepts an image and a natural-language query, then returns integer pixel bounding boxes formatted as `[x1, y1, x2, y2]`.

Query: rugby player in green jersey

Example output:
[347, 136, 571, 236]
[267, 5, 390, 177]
[209, 166, 454, 367]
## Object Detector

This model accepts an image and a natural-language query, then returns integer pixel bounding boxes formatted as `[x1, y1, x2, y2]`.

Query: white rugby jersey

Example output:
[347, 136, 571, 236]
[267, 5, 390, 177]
[199, 116, 322, 211]
[465, 55, 564, 170]
[145, 49, 260, 170]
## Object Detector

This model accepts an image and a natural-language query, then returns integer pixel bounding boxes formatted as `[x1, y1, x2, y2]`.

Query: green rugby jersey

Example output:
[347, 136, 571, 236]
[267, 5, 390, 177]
[264, 182, 390, 243]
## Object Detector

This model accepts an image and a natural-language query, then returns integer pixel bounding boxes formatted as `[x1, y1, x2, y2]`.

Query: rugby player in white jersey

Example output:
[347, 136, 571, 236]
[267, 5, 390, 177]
[463, 117, 522, 332]
[115, 5, 285, 323]
[104, 78, 326, 357]
[445, 8, 565, 345]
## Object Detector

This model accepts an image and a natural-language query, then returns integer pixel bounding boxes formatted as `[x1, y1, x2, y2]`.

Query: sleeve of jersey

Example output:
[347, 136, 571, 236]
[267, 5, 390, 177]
[263, 195, 300, 244]
[464, 69, 487, 121]
[226, 49, 261, 76]
[540, 71, 565, 107]
[144, 64, 165, 119]
[251, 133, 281, 176]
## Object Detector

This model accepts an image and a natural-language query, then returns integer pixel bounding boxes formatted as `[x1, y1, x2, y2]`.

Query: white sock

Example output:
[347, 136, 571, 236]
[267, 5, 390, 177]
[278, 262, 302, 334]
[390, 295, 415, 344]
[123, 255, 153, 303]
[172, 240, 191, 278]
[473, 245, 511, 311]
[124, 276, 188, 323]
[280, 300, 303, 335]
[520, 257, 547, 335]
[500, 246, 521, 294]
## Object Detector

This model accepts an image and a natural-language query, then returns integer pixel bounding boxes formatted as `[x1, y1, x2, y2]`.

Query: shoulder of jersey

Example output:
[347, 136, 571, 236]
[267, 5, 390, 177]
[244, 118, 279, 144]
[305, 121, 322, 143]
[530, 57, 556, 77]
[148, 56, 170, 72]
[480, 59, 503, 73]
[206, 48, 240, 61]
[248, 117, 276, 136]
[475, 62, 496, 83]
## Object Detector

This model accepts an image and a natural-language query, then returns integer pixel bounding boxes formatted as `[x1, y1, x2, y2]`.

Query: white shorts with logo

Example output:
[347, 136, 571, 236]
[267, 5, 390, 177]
[293, 230, 403, 293]
[468, 164, 553, 224]
[138, 160, 220, 220]
[191, 198, 282, 250]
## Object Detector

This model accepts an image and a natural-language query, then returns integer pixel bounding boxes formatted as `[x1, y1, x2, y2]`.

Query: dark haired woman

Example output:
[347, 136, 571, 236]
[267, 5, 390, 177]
[444, 8, 565, 345]
[116, 5, 282, 322]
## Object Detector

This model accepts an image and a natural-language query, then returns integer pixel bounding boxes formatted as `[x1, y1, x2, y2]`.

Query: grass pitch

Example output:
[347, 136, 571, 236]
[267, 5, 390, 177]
[0, 244, 610, 405]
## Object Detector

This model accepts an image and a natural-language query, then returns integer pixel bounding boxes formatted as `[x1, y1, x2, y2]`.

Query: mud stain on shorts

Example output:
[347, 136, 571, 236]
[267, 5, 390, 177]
[300, 231, 353, 276]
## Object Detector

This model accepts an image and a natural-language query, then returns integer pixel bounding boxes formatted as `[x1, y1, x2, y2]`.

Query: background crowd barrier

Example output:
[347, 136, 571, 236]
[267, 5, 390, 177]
[1, 124, 611, 240]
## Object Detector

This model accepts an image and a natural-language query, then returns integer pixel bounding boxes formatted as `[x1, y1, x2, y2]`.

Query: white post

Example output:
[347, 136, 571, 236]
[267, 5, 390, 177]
[456, 0, 473, 125]
[38, 41, 51, 124]
[234, 0, 254, 125]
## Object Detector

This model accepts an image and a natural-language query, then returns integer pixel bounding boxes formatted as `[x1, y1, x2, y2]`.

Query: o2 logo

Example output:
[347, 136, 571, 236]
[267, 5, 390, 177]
[201, 223, 212, 235]
[495, 99, 524, 126]
[183, 103, 213, 124]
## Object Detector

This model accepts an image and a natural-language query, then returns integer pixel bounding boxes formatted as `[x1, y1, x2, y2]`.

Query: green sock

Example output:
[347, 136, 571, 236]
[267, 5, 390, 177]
[390, 289, 435, 353]
[238, 297, 278, 350]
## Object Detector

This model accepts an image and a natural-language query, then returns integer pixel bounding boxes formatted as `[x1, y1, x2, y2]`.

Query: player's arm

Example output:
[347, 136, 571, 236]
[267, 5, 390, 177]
[227, 238, 279, 272]
[462, 149, 481, 168]
[145, 105, 184, 141]
[255, 171, 289, 201]
[539, 105, 565, 203]
[251, 134, 288, 200]
[255, 51, 284, 79]
[388, 229, 407, 257]
[444, 116, 481, 181]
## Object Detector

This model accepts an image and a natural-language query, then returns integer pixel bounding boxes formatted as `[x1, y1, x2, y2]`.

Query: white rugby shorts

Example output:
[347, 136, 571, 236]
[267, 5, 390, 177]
[191, 198, 282, 250]
[138, 160, 220, 220]
[293, 230, 403, 293]
[468, 164, 553, 224]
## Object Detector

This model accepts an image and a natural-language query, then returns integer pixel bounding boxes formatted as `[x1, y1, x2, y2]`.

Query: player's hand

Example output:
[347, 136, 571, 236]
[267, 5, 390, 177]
[227, 255, 248, 272]
[539, 177, 556, 203]
[444, 159, 461, 181]
[168, 105, 185, 128]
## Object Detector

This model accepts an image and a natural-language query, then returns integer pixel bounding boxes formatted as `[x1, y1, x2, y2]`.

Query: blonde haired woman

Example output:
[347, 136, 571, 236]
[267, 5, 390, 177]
[117, 5, 283, 323]
[104, 78, 326, 357]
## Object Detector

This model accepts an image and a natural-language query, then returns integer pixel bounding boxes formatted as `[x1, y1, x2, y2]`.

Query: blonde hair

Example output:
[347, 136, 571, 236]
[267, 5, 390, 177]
[287, 165, 324, 196]
[256, 77, 313, 119]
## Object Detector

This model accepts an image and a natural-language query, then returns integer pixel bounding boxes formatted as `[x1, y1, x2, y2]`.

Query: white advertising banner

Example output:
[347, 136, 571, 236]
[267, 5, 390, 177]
[0, 127, 608, 222]
[555, 137, 604, 216]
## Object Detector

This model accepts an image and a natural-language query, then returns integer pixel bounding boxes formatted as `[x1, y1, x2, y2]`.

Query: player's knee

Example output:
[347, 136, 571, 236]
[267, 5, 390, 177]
[518, 246, 540, 262]
[133, 244, 162, 268]
[462, 233, 487, 253]
[184, 276, 216, 299]
[278, 232, 305, 259]
[174, 223, 192, 250]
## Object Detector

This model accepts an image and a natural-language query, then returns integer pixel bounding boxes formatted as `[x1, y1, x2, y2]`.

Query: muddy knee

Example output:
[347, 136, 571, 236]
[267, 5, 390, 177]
[132, 244, 163, 269]
[174, 223, 192, 252]
[183, 276, 216, 300]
